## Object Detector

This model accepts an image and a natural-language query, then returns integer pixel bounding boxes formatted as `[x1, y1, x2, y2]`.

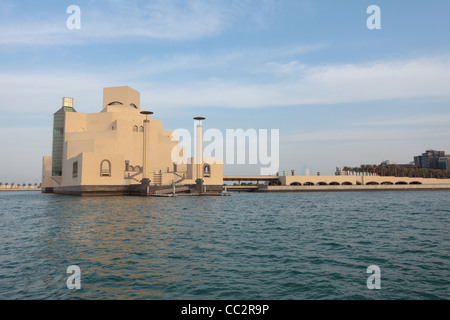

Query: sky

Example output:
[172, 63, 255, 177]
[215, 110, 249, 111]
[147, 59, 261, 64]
[0, 0, 450, 183]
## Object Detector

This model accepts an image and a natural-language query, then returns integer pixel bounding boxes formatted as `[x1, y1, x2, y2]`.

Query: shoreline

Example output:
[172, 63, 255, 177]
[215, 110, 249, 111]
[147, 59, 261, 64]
[3, 185, 450, 195]
[0, 189, 41, 192]
[253, 184, 450, 193]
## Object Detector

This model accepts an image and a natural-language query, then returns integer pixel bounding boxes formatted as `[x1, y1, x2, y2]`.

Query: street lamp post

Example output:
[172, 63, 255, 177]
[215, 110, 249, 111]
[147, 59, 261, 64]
[194, 117, 206, 193]
[141, 111, 153, 195]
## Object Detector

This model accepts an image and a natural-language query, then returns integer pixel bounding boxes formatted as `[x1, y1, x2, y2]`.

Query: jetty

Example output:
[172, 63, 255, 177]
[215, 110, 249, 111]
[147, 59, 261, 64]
[223, 175, 450, 193]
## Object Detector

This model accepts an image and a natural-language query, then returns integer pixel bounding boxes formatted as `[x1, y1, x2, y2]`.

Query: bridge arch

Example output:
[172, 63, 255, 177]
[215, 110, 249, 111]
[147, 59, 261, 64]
[395, 181, 408, 185]
[303, 182, 314, 186]
[290, 182, 302, 186]
[409, 181, 422, 185]
[342, 182, 353, 185]
[329, 182, 340, 185]
[317, 182, 328, 186]
[381, 181, 393, 185]
[366, 181, 380, 185]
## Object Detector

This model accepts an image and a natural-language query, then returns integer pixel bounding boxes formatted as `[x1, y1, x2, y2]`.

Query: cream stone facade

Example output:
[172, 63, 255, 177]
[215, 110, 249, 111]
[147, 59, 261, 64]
[42, 86, 223, 196]
[278, 175, 450, 186]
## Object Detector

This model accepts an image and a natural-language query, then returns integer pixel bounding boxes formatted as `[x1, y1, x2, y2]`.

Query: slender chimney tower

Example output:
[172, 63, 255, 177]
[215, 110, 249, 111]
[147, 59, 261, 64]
[194, 117, 206, 193]
[141, 111, 153, 180]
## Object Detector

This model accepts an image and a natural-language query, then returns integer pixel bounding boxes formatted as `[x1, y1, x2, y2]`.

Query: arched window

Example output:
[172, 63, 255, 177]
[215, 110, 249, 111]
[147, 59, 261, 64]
[133, 125, 138, 132]
[108, 101, 123, 106]
[100, 160, 111, 177]
[139, 126, 144, 132]
[203, 164, 211, 177]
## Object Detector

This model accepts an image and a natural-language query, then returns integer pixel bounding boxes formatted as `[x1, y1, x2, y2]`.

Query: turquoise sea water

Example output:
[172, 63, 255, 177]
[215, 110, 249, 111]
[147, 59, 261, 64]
[0, 191, 449, 300]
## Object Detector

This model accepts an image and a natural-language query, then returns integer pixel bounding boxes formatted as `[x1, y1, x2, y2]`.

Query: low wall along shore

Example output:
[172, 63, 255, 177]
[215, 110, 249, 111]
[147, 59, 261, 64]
[0, 187, 41, 192]
[257, 184, 450, 193]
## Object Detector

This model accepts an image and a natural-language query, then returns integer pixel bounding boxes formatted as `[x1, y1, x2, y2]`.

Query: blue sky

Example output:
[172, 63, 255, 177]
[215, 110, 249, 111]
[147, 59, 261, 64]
[1, 0, 450, 183]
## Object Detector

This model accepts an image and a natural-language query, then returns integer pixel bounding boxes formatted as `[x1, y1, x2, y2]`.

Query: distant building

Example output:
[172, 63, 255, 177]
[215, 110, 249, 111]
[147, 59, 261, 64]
[379, 160, 415, 169]
[380, 160, 396, 166]
[438, 156, 450, 171]
[414, 150, 445, 169]
[335, 167, 351, 176]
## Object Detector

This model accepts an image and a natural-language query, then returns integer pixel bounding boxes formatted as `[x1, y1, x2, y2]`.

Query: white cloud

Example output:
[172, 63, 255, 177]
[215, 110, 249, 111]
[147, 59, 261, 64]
[352, 114, 450, 127]
[281, 127, 450, 143]
[0, 0, 275, 45]
[1, 54, 450, 114]
[134, 55, 450, 108]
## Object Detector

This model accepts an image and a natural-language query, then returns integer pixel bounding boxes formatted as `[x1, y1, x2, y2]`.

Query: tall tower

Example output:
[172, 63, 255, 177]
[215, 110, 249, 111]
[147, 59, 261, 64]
[51, 97, 76, 183]
[194, 117, 205, 192]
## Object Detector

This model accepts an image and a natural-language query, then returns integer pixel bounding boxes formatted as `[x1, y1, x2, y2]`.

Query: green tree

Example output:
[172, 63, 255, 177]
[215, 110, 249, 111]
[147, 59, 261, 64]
[342, 166, 350, 175]
[361, 164, 367, 176]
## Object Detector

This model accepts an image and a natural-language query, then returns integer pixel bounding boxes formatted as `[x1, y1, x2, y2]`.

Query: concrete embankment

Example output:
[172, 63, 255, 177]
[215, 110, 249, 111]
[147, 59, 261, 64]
[0, 188, 41, 192]
[255, 184, 450, 193]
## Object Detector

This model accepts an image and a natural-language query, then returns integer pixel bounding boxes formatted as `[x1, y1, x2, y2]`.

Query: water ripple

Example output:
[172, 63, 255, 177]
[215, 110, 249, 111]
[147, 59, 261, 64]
[0, 191, 449, 299]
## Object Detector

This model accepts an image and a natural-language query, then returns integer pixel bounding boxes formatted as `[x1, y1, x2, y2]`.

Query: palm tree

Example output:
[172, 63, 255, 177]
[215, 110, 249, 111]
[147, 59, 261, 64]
[394, 166, 400, 177]
[361, 165, 367, 176]
[372, 164, 377, 176]
[342, 166, 350, 176]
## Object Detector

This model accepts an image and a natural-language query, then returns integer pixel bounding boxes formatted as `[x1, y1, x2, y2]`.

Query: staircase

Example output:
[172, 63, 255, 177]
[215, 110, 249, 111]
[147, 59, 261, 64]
[153, 186, 190, 195]
[171, 172, 186, 185]
[124, 170, 143, 183]
[153, 172, 162, 185]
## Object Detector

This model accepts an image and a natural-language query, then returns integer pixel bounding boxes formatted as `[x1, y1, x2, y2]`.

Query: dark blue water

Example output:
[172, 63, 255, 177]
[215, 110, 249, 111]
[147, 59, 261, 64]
[0, 191, 449, 300]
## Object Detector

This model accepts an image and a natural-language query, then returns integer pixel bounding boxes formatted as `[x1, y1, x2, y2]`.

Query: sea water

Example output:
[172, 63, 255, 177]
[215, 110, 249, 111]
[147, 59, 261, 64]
[0, 191, 449, 300]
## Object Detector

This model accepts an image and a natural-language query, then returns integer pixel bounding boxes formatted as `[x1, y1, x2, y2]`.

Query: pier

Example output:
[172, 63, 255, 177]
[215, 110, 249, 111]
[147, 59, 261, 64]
[223, 175, 450, 193]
